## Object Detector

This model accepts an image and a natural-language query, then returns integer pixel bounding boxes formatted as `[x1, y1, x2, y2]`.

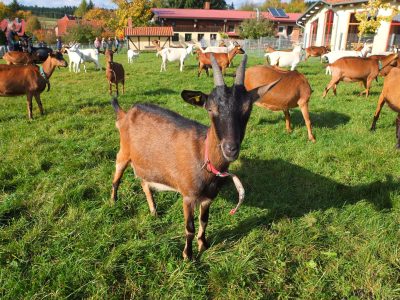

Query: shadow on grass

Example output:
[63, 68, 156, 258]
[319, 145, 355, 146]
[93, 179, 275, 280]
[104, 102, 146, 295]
[257, 110, 351, 129]
[215, 158, 398, 242]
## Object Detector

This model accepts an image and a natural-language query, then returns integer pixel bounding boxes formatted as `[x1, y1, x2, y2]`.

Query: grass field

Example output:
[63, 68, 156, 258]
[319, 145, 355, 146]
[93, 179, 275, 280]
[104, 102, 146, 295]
[1, 52, 399, 299]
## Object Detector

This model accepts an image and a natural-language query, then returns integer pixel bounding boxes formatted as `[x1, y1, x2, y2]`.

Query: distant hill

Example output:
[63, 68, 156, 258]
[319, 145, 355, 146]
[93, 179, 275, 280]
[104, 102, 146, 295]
[21, 5, 77, 19]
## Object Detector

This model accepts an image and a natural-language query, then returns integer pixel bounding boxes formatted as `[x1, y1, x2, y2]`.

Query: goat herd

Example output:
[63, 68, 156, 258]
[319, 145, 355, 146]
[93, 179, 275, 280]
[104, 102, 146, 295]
[0, 40, 399, 260]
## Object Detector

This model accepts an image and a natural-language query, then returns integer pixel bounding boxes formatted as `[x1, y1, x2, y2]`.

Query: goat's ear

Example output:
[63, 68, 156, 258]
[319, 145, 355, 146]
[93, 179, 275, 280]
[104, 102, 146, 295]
[247, 78, 281, 103]
[181, 90, 208, 107]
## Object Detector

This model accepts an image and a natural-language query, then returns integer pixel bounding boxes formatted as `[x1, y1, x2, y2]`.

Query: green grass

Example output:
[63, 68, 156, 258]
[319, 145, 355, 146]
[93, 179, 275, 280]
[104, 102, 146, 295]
[1, 53, 400, 299]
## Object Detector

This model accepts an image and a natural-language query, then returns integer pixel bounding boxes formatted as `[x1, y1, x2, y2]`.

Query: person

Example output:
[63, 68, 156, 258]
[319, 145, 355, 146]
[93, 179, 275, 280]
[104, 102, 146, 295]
[56, 37, 62, 51]
[94, 37, 100, 50]
[114, 37, 119, 53]
[101, 37, 106, 51]
[107, 37, 113, 51]
[6, 24, 17, 51]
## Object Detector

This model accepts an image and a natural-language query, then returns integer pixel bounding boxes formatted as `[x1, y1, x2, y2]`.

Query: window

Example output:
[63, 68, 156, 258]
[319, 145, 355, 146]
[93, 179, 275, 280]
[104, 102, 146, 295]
[185, 33, 192, 42]
[347, 13, 360, 47]
[310, 19, 318, 46]
[324, 10, 334, 46]
[172, 33, 179, 42]
[278, 26, 285, 33]
[210, 34, 217, 40]
[228, 25, 235, 32]
[287, 26, 293, 36]
[197, 33, 204, 41]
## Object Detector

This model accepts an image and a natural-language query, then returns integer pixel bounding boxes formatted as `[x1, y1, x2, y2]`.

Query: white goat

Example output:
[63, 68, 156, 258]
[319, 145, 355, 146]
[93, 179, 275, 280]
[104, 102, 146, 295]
[127, 49, 139, 63]
[67, 44, 101, 72]
[159, 43, 194, 72]
[322, 44, 372, 74]
[65, 45, 84, 73]
[264, 45, 303, 71]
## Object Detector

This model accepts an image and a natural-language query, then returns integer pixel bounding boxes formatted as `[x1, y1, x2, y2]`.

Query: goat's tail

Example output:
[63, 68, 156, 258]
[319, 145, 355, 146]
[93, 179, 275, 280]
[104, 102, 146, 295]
[111, 97, 126, 124]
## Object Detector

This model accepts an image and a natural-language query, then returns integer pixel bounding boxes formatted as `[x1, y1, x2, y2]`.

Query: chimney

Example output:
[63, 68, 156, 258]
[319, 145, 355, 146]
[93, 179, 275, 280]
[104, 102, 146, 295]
[127, 17, 132, 28]
[204, 1, 210, 9]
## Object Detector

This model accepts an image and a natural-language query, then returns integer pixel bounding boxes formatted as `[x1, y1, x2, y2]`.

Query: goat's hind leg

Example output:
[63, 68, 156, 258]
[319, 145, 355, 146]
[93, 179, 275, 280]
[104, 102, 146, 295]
[323, 77, 339, 98]
[299, 102, 316, 142]
[396, 114, 400, 149]
[370, 93, 386, 131]
[283, 110, 292, 133]
[141, 180, 157, 216]
[111, 151, 130, 203]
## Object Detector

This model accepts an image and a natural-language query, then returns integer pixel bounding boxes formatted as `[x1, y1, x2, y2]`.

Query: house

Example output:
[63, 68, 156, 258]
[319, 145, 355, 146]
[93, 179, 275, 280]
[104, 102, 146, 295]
[124, 25, 173, 51]
[55, 15, 106, 37]
[149, 2, 301, 45]
[297, 0, 400, 52]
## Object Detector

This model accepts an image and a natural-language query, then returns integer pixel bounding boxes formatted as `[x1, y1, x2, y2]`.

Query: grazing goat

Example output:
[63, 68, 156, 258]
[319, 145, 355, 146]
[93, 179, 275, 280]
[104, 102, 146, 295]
[158, 43, 194, 72]
[105, 49, 125, 96]
[370, 67, 400, 149]
[196, 44, 245, 77]
[305, 46, 330, 60]
[0, 52, 68, 119]
[264, 45, 303, 71]
[245, 65, 315, 142]
[2, 51, 35, 65]
[323, 54, 398, 98]
[110, 55, 279, 259]
[127, 49, 139, 63]
[264, 45, 292, 53]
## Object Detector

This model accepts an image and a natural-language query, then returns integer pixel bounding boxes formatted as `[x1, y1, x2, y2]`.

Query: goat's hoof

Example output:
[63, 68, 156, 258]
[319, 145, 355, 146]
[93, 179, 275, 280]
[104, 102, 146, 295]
[370, 127, 376, 132]
[150, 210, 158, 217]
[197, 239, 209, 253]
[309, 137, 316, 143]
[396, 144, 400, 150]
[182, 250, 193, 261]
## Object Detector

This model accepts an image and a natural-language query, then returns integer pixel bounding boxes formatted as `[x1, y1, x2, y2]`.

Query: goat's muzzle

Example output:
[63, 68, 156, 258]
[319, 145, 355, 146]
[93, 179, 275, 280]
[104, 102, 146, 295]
[222, 141, 239, 161]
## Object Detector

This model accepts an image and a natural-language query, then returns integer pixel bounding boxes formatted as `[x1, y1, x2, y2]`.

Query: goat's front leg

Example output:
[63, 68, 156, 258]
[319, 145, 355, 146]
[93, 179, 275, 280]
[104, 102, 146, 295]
[109, 82, 113, 96]
[111, 151, 129, 203]
[370, 93, 386, 131]
[183, 196, 195, 260]
[197, 199, 211, 254]
[33, 93, 44, 115]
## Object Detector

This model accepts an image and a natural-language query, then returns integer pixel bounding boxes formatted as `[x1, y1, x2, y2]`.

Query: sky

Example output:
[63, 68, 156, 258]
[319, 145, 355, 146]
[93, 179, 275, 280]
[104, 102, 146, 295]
[1, 0, 265, 9]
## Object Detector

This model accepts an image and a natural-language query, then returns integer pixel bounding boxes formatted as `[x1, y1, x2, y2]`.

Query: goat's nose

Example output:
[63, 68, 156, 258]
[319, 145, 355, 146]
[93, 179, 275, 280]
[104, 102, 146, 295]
[223, 142, 239, 159]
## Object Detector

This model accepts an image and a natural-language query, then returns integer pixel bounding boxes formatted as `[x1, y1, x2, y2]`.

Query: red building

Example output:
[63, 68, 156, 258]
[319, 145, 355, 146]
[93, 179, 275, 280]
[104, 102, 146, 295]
[0, 18, 26, 37]
[150, 5, 301, 43]
[55, 15, 105, 37]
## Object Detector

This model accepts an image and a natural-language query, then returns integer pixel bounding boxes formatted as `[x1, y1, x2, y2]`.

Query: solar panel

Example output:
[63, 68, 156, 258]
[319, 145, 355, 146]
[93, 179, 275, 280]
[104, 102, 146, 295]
[276, 8, 288, 18]
[268, 7, 288, 18]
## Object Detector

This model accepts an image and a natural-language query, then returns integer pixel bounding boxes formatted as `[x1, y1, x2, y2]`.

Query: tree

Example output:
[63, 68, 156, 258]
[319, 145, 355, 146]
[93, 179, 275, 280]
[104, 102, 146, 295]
[355, 0, 398, 43]
[75, 0, 88, 17]
[64, 23, 102, 43]
[87, 0, 94, 10]
[261, 0, 285, 10]
[0, 2, 12, 20]
[25, 16, 41, 35]
[7, 0, 21, 13]
[112, 0, 153, 36]
[239, 1, 260, 11]
[239, 15, 274, 39]
[286, 0, 307, 13]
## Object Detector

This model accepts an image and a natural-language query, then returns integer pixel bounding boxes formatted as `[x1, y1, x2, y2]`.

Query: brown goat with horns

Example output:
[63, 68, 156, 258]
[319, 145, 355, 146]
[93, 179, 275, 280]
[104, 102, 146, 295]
[111, 54, 279, 259]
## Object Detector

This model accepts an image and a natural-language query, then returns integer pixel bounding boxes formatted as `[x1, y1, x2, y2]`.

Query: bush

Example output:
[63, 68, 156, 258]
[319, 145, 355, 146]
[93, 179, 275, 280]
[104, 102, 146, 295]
[64, 23, 102, 44]
[239, 16, 274, 39]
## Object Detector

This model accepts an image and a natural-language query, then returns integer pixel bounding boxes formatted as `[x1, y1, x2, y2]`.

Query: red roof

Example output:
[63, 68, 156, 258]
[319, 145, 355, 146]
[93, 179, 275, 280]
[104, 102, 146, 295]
[151, 8, 300, 23]
[124, 26, 173, 37]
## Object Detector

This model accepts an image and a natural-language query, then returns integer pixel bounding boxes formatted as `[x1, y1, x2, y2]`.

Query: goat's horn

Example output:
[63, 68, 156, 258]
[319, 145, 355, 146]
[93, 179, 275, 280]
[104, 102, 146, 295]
[210, 54, 224, 86]
[234, 54, 247, 86]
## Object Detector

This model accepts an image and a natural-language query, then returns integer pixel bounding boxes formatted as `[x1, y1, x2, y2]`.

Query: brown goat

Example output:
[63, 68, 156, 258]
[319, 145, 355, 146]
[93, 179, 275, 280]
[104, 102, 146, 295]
[110, 55, 279, 259]
[245, 65, 315, 142]
[0, 52, 67, 119]
[379, 56, 400, 76]
[264, 45, 292, 53]
[370, 67, 400, 149]
[322, 54, 398, 98]
[196, 45, 245, 77]
[305, 46, 330, 60]
[3, 51, 35, 65]
[105, 49, 125, 96]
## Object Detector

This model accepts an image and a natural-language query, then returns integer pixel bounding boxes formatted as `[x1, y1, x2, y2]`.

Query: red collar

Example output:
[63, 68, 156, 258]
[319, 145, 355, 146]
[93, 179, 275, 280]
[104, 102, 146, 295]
[204, 130, 231, 177]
